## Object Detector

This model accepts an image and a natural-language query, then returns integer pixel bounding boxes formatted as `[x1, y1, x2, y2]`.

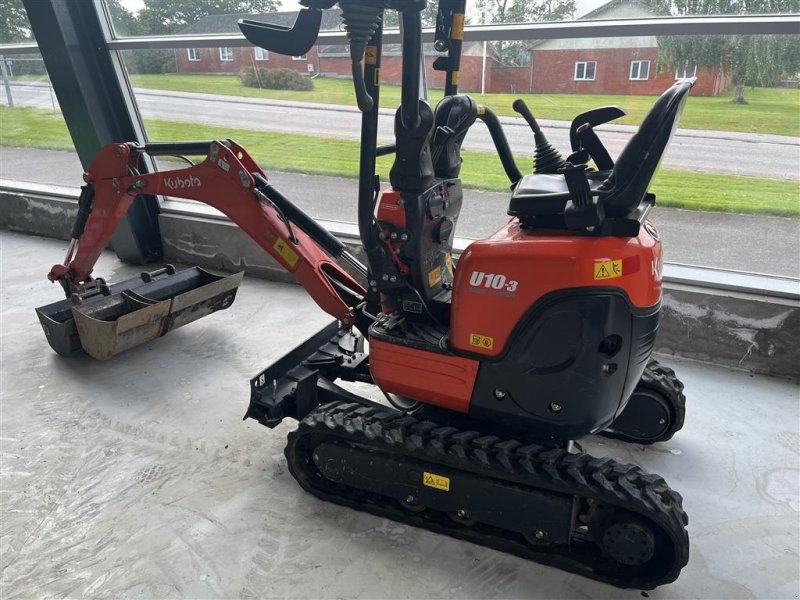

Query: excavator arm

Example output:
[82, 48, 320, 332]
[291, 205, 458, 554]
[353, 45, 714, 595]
[48, 140, 365, 326]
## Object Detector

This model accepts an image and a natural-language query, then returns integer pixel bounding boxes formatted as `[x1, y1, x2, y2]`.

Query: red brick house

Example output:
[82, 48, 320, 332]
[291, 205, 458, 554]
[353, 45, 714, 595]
[528, 0, 730, 96]
[174, 3, 729, 96]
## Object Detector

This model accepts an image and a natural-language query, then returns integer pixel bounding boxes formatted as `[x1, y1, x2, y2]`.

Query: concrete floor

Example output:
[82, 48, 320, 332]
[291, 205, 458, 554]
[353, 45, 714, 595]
[1, 230, 798, 599]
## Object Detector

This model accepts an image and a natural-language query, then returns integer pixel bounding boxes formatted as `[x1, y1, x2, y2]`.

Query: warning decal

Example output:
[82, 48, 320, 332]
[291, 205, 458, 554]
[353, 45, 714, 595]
[365, 45, 378, 65]
[594, 259, 623, 280]
[452, 13, 465, 40]
[469, 333, 494, 350]
[428, 266, 443, 287]
[423, 471, 450, 491]
[273, 237, 299, 269]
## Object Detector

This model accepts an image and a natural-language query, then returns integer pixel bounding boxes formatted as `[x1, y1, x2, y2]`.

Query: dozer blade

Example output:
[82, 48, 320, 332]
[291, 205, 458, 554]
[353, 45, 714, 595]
[36, 266, 243, 360]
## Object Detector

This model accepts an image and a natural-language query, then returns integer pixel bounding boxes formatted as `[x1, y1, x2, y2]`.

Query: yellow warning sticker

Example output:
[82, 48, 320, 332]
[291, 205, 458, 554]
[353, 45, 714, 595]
[469, 333, 494, 350]
[445, 252, 453, 276]
[423, 471, 450, 491]
[365, 45, 378, 65]
[476, 105, 486, 116]
[594, 259, 623, 280]
[451, 70, 460, 85]
[374, 68, 381, 86]
[273, 237, 299, 269]
[452, 13, 465, 40]
[428, 265, 443, 287]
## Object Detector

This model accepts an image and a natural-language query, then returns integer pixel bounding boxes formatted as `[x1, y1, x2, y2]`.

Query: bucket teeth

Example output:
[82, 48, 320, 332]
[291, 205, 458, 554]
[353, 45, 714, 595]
[36, 266, 243, 359]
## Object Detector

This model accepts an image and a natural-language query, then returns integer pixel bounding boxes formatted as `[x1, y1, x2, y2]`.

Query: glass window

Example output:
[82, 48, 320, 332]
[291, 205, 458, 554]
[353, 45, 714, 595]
[292, 54, 308, 61]
[630, 60, 650, 80]
[574, 61, 597, 81]
[254, 47, 269, 61]
[187, 48, 200, 61]
[219, 47, 233, 62]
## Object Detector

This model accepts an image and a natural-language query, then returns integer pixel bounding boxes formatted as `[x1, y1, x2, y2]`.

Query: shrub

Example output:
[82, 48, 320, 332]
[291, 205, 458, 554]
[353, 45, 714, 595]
[239, 67, 313, 91]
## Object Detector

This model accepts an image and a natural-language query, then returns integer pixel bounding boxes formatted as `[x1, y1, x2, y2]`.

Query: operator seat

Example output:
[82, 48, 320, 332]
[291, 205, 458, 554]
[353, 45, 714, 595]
[508, 79, 695, 224]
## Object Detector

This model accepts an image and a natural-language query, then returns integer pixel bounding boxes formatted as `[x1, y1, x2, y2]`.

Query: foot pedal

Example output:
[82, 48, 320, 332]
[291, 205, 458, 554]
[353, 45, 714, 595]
[36, 265, 243, 360]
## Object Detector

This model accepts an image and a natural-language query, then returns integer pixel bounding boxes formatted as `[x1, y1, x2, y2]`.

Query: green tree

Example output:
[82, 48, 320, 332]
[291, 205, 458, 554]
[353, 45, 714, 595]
[0, 0, 30, 43]
[653, 0, 800, 103]
[137, 0, 281, 35]
[476, 0, 576, 64]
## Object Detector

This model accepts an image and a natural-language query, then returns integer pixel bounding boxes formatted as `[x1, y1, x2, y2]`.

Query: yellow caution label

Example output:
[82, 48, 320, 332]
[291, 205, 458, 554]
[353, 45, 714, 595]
[365, 45, 378, 65]
[423, 471, 450, 491]
[452, 13, 465, 40]
[476, 105, 486, 116]
[273, 237, 299, 269]
[445, 252, 453, 276]
[594, 259, 623, 280]
[451, 70, 460, 85]
[374, 68, 381, 86]
[469, 333, 494, 350]
[428, 265, 442, 287]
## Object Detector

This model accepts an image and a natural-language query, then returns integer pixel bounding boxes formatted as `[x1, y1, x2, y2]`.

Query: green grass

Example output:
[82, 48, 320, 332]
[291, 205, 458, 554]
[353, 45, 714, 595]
[2, 105, 798, 217]
[129, 73, 800, 137]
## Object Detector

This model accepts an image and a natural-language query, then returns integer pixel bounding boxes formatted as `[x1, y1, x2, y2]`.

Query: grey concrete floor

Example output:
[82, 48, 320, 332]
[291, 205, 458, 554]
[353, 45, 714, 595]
[1, 230, 799, 599]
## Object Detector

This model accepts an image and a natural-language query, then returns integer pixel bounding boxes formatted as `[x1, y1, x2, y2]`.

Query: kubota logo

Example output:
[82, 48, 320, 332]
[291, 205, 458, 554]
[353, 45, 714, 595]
[164, 175, 202, 190]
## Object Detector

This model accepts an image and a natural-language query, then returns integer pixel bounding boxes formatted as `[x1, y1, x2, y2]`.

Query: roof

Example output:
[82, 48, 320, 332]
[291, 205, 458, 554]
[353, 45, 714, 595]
[579, 0, 653, 20]
[177, 9, 343, 35]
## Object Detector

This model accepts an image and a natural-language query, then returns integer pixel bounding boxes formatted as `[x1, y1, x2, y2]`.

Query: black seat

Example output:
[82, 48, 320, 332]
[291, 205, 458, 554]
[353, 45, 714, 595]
[508, 79, 695, 225]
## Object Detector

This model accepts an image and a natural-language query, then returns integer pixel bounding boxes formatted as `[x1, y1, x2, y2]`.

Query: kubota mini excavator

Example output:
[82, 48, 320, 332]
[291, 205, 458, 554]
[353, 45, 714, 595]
[37, 0, 691, 589]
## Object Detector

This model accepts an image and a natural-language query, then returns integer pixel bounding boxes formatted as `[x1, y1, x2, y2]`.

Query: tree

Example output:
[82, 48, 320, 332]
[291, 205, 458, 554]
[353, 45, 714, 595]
[653, 0, 800, 103]
[0, 0, 30, 43]
[383, 3, 440, 28]
[137, 0, 281, 35]
[476, 0, 576, 65]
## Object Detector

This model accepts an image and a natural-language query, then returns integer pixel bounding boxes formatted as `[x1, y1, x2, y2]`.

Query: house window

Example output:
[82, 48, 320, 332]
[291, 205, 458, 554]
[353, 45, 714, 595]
[630, 60, 650, 81]
[574, 61, 596, 81]
[292, 54, 307, 61]
[187, 48, 200, 62]
[254, 47, 269, 61]
[219, 47, 234, 62]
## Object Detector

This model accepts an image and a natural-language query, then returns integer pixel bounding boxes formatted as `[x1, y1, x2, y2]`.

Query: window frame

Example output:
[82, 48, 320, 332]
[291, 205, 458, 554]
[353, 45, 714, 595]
[254, 47, 269, 61]
[630, 59, 650, 80]
[187, 48, 200, 62]
[574, 60, 597, 81]
[292, 54, 308, 61]
[219, 47, 234, 62]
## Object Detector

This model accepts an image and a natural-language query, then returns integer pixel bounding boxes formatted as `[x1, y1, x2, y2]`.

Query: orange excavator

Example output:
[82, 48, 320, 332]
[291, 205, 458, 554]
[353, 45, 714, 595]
[37, 0, 691, 588]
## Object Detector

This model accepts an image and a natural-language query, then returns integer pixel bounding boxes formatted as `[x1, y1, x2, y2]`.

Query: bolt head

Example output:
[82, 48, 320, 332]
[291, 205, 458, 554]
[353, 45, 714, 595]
[549, 402, 562, 413]
[390, 232, 398, 240]
[457, 509, 468, 518]
[381, 274, 389, 281]
[400, 233, 409, 241]
[535, 530, 546, 539]
[406, 495, 416, 504]
[494, 389, 506, 399]
[389, 275, 397, 283]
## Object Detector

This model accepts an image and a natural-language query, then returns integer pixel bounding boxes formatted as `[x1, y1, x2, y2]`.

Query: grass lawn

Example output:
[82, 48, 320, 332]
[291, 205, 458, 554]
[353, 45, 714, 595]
[128, 73, 800, 137]
[2, 105, 798, 217]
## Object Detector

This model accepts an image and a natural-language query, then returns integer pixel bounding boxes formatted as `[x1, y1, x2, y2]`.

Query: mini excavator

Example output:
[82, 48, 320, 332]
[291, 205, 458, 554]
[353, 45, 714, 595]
[36, 0, 692, 589]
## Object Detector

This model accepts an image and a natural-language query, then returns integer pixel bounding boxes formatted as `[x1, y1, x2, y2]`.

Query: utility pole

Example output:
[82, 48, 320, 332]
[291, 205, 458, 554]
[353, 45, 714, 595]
[0, 56, 14, 107]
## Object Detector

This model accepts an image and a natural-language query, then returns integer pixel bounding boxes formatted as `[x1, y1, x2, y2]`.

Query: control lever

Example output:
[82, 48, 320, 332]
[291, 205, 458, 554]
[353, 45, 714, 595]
[238, 8, 323, 56]
[512, 99, 565, 174]
[572, 122, 615, 171]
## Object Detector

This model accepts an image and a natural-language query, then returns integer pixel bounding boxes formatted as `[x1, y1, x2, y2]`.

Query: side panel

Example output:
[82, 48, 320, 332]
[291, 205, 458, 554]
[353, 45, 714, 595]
[369, 338, 479, 412]
[450, 220, 662, 358]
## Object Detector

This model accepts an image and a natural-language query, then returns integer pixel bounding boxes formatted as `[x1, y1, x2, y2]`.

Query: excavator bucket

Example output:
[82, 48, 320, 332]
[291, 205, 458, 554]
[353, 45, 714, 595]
[36, 266, 243, 360]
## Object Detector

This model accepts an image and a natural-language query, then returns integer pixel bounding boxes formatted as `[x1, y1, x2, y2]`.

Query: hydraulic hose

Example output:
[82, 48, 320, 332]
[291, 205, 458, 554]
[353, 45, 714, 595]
[477, 107, 523, 186]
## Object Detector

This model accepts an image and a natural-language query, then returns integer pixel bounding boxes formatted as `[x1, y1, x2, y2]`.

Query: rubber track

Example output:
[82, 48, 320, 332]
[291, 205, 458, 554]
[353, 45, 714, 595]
[286, 400, 690, 589]
[601, 358, 687, 444]
[641, 359, 687, 441]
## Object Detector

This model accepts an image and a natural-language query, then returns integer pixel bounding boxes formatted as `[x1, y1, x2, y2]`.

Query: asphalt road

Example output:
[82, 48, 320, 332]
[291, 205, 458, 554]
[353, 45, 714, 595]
[4, 83, 800, 181]
[1, 146, 798, 278]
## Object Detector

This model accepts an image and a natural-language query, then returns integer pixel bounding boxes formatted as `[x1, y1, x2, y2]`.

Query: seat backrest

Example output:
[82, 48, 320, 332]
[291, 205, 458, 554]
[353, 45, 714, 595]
[602, 79, 695, 217]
